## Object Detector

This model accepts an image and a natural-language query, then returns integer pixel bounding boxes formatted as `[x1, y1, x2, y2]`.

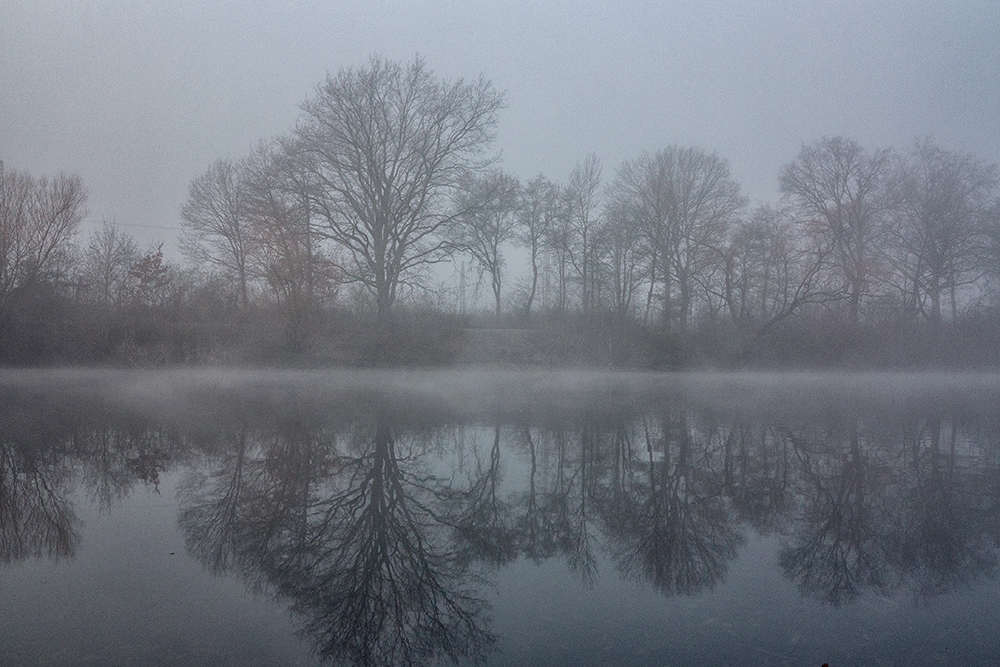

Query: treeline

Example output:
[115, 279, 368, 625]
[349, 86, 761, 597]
[2, 56, 1000, 367]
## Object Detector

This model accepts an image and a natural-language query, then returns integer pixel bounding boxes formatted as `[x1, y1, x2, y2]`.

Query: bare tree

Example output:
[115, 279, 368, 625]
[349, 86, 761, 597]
[0, 167, 87, 304]
[598, 197, 647, 318]
[721, 204, 843, 334]
[81, 219, 139, 304]
[517, 174, 559, 317]
[243, 140, 339, 349]
[180, 158, 256, 308]
[780, 137, 890, 324]
[564, 154, 603, 313]
[543, 192, 573, 312]
[296, 55, 504, 321]
[614, 148, 745, 332]
[887, 139, 998, 321]
[609, 151, 672, 322]
[453, 170, 521, 315]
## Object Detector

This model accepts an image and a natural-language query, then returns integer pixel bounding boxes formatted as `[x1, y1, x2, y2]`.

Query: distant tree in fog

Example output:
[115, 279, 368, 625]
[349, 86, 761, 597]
[296, 56, 504, 321]
[0, 167, 87, 305]
[563, 154, 604, 313]
[780, 137, 891, 324]
[453, 170, 521, 315]
[180, 157, 256, 308]
[81, 219, 139, 304]
[613, 147, 745, 331]
[887, 139, 998, 321]
[987, 200, 1000, 291]
[517, 174, 560, 317]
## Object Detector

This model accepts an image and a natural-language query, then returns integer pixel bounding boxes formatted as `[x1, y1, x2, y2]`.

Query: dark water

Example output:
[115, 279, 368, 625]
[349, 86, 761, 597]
[3, 369, 1000, 666]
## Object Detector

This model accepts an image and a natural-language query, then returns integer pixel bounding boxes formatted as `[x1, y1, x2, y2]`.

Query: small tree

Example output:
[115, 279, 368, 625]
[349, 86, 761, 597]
[81, 219, 139, 304]
[454, 170, 520, 315]
[126, 244, 171, 307]
[517, 174, 559, 317]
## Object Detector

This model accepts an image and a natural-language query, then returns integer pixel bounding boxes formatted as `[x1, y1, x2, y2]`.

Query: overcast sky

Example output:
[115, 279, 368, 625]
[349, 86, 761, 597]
[2, 0, 999, 254]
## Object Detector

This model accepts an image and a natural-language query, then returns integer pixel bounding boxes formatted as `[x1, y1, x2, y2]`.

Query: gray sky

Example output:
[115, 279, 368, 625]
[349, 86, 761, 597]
[2, 0, 999, 255]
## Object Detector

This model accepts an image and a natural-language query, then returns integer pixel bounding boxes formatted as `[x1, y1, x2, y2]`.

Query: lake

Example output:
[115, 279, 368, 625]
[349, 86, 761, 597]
[2, 369, 1000, 666]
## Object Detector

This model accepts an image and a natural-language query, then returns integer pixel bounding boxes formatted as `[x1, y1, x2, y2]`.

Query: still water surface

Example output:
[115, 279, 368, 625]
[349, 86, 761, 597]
[2, 369, 1000, 666]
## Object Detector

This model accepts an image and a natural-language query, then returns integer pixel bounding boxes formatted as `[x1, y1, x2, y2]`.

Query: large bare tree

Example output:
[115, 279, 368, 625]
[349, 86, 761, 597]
[780, 137, 890, 324]
[613, 147, 745, 332]
[888, 139, 997, 321]
[296, 56, 504, 320]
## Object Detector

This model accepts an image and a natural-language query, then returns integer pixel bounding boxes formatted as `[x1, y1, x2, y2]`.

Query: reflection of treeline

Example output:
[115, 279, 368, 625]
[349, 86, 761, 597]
[0, 400, 184, 564]
[5, 395, 1000, 665]
[173, 409, 1000, 607]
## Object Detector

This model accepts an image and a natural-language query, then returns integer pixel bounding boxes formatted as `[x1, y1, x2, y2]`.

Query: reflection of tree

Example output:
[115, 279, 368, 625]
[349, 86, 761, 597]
[779, 427, 896, 604]
[180, 419, 493, 667]
[448, 423, 517, 566]
[567, 427, 599, 585]
[524, 427, 599, 585]
[513, 425, 557, 561]
[294, 423, 492, 664]
[603, 416, 743, 595]
[180, 425, 256, 576]
[893, 417, 998, 597]
[723, 423, 793, 533]
[0, 440, 80, 562]
[779, 416, 1000, 605]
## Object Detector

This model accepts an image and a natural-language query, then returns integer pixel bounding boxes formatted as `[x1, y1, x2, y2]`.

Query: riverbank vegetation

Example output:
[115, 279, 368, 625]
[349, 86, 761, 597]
[2, 56, 999, 369]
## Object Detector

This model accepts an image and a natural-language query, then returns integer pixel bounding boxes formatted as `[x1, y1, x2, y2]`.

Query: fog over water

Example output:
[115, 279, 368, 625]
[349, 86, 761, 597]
[5, 367, 1000, 418]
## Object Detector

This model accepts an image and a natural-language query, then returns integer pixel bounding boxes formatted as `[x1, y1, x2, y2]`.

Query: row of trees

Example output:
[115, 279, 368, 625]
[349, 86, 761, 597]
[0, 161, 178, 310]
[3, 55, 999, 364]
[178, 56, 1000, 336]
[455, 136, 1000, 332]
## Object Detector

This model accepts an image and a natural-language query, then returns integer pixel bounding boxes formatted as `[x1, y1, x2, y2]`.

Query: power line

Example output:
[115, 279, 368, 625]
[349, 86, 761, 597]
[93, 221, 184, 232]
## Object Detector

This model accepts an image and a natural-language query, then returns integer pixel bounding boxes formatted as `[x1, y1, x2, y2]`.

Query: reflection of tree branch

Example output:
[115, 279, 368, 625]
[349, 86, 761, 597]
[0, 443, 80, 562]
[447, 423, 517, 566]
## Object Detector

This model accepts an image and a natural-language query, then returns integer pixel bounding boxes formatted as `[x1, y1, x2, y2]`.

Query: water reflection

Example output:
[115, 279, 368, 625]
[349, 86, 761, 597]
[2, 377, 1000, 665]
[602, 415, 744, 595]
[0, 437, 79, 563]
[180, 418, 495, 665]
